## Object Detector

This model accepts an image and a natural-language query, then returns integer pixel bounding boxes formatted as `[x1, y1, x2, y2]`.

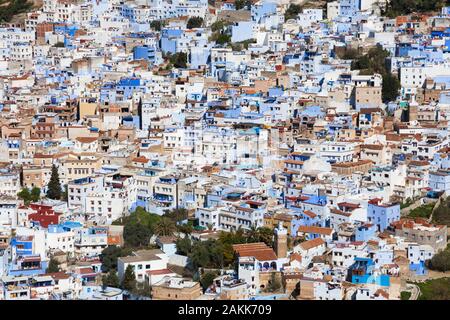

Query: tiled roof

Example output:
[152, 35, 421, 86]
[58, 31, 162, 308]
[299, 238, 325, 251]
[298, 226, 333, 236]
[232, 242, 278, 261]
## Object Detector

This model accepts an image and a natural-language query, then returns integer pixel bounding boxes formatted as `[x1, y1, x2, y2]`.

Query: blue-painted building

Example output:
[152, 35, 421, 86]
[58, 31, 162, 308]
[409, 261, 427, 276]
[231, 21, 256, 42]
[355, 223, 377, 242]
[367, 199, 400, 232]
[251, 2, 277, 23]
[160, 29, 183, 54]
[117, 77, 146, 99]
[10, 236, 33, 257]
[8, 255, 48, 277]
[133, 45, 156, 63]
[347, 257, 390, 286]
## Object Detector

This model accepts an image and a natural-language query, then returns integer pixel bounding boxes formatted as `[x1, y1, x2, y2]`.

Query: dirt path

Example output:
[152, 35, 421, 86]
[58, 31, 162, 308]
[406, 283, 420, 300]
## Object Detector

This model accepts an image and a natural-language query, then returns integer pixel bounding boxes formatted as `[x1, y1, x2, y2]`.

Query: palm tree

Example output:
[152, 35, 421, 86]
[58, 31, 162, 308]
[246, 225, 259, 243]
[154, 217, 176, 236]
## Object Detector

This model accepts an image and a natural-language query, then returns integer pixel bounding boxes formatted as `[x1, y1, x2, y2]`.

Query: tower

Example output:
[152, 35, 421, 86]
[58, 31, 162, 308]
[274, 222, 287, 259]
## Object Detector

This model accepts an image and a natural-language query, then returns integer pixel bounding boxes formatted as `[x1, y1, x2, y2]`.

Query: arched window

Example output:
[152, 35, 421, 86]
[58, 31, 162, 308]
[270, 262, 277, 270]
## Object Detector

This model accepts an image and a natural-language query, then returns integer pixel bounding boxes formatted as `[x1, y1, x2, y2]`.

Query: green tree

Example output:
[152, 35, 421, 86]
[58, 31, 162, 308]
[432, 197, 450, 226]
[177, 222, 194, 235]
[235, 0, 252, 10]
[169, 52, 188, 69]
[384, 0, 446, 18]
[200, 272, 217, 291]
[0, 0, 33, 23]
[190, 240, 212, 269]
[255, 227, 275, 247]
[150, 20, 164, 31]
[187, 16, 204, 29]
[121, 265, 136, 291]
[164, 208, 188, 222]
[102, 269, 120, 288]
[124, 222, 152, 248]
[216, 34, 231, 45]
[336, 47, 360, 60]
[114, 207, 161, 248]
[46, 257, 60, 273]
[247, 225, 259, 243]
[428, 247, 450, 272]
[154, 217, 177, 236]
[61, 185, 68, 202]
[382, 73, 400, 103]
[211, 20, 229, 32]
[134, 281, 152, 297]
[176, 236, 192, 255]
[349, 45, 400, 103]
[17, 188, 31, 205]
[100, 245, 132, 272]
[267, 272, 281, 292]
[284, 4, 302, 21]
[47, 164, 62, 200]
[30, 187, 41, 203]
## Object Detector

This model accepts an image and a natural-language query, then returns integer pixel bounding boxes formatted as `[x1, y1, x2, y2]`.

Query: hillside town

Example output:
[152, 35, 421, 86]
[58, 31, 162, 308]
[0, 0, 450, 301]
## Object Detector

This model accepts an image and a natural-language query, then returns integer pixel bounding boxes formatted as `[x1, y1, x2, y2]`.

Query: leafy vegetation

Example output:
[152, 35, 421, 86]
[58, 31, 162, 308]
[407, 202, 435, 219]
[266, 272, 282, 292]
[187, 16, 204, 29]
[17, 187, 40, 205]
[382, 74, 402, 103]
[47, 164, 62, 200]
[200, 271, 218, 291]
[350, 46, 388, 74]
[427, 245, 450, 272]
[163, 208, 189, 222]
[121, 265, 136, 291]
[210, 32, 231, 45]
[432, 196, 450, 226]
[209, 20, 234, 46]
[230, 39, 256, 51]
[350, 45, 400, 102]
[400, 198, 414, 209]
[168, 52, 188, 69]
[102, 269, 120, 288]
[113, 207, 161, 248]
[335, 47, 360, 60]
[154, 217, 177, 236]
[100, 245, 133, 273]
[383, 0, 447, 18]
[150, 20, 165, 31]
[112, 207, 186, 248]
[176, 227, 275, 271]
[235, 0, 252, 10]
[416, 278, 450, 300]
[134, 281, 152, 297]
[246, 226, 274, 247]
[0, 0, 33, 23]
[46, 257, 60, 273]
[400, 291, 412, 300]
[211, 20, 231, 32]
[284, 4, 302, 21]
